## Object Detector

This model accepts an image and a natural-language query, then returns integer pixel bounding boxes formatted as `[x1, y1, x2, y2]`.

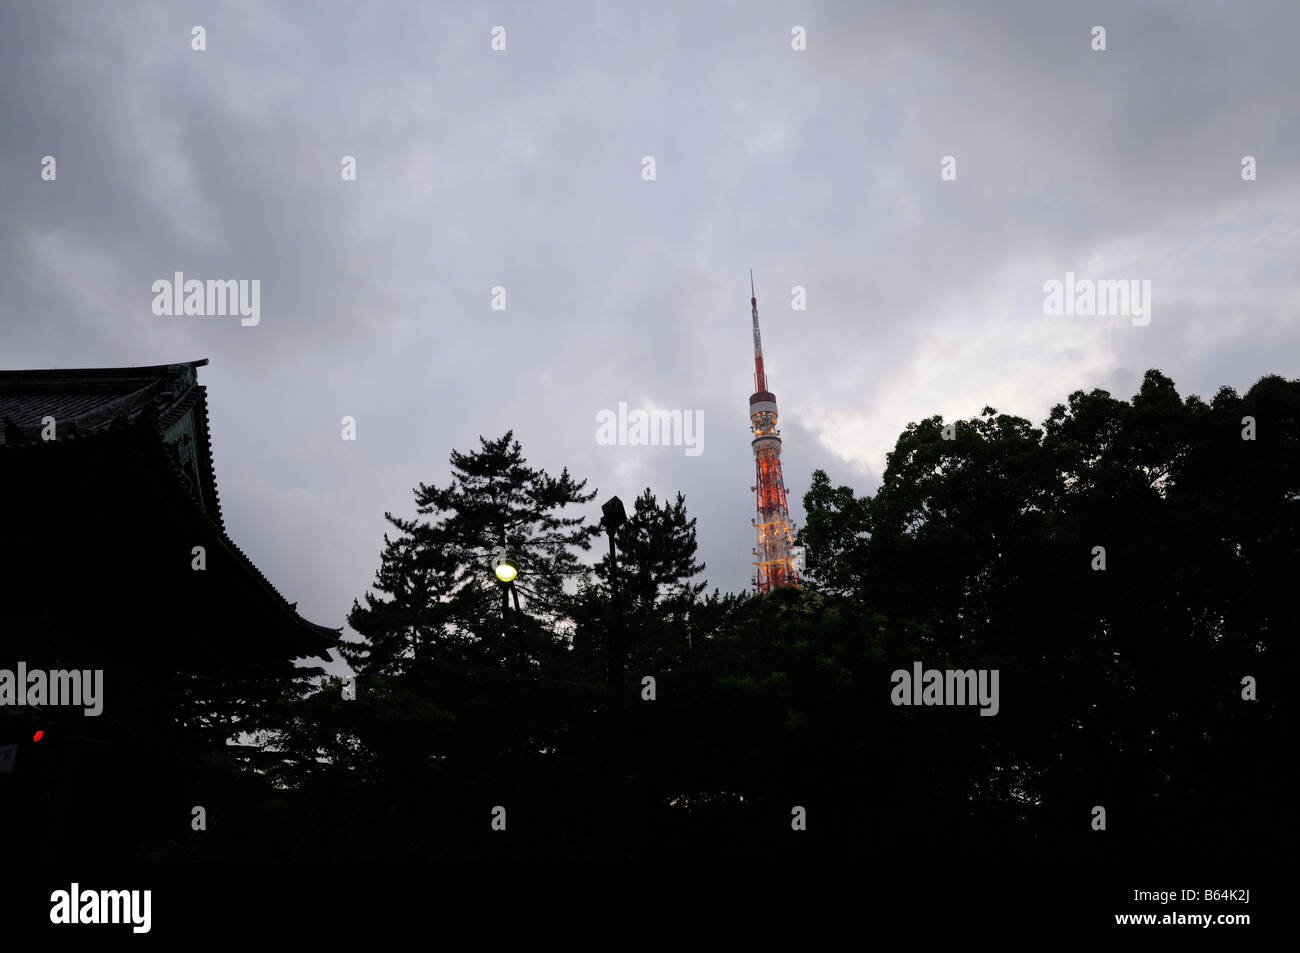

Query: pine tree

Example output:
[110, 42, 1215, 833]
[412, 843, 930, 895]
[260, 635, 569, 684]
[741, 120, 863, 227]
[315, 432, 602, 858]
[592, 488, 706, 610]
[341, 431, 600, 677]
[574, 487, 707, 674]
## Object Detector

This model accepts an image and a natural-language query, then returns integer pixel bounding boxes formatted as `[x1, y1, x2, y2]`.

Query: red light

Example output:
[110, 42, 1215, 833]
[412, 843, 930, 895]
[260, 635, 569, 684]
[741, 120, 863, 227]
[32, 730, 44, 742]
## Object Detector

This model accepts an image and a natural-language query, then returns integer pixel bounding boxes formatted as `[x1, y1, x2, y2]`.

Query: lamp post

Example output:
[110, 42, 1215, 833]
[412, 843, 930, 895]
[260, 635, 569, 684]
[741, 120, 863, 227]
[601, 496, 627, 861]
[493, 552, 525, 861]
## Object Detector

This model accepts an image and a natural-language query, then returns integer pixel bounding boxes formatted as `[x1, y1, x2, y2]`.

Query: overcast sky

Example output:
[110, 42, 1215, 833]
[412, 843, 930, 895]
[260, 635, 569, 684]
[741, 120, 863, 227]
[2, 1, 1297, 670]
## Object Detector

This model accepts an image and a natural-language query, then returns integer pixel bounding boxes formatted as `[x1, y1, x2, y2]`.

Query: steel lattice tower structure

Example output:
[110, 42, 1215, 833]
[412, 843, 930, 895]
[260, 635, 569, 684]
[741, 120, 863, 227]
[747, 273, 800, 592]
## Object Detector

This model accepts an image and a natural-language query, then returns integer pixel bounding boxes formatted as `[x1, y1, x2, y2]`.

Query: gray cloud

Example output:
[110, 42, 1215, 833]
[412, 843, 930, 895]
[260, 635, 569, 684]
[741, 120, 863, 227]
[2, 0, 1295, 673]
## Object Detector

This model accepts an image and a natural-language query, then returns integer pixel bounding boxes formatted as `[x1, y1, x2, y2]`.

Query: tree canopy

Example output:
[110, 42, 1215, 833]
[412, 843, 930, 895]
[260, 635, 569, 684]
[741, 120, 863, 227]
[195, 370, 1291, 862]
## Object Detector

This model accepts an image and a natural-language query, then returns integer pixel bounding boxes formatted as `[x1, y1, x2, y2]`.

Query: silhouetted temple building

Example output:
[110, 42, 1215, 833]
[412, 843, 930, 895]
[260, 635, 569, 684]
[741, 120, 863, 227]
[0, 360, 337, 861]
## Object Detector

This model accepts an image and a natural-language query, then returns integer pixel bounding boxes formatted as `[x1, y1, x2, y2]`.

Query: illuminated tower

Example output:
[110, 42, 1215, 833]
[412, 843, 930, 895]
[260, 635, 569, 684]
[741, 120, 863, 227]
[747, 272, 800, 592]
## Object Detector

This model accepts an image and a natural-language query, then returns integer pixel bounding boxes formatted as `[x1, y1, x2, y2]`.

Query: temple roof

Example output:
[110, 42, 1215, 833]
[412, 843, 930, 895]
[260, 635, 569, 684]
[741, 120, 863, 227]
[0, 359, 338, 660]
[0, 360, 224, 524]
[0, 360, 205, 425]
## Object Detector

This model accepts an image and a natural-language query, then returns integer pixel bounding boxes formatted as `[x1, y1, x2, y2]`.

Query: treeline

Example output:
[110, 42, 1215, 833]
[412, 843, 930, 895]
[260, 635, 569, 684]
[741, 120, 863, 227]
[191, 369, 1294, 861]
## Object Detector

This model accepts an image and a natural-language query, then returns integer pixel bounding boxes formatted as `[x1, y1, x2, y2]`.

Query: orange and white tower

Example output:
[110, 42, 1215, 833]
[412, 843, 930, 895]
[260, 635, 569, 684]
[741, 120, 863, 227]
[747, 272, 800, 592]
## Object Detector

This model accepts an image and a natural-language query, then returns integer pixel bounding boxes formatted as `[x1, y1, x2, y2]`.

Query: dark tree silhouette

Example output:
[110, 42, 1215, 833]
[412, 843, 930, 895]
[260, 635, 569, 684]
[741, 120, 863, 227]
[237, 371, 1290, 863]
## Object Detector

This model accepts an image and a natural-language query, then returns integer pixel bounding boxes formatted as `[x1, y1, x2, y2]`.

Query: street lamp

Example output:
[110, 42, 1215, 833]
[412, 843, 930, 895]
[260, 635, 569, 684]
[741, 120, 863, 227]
[601, 496, 627, 861]
[491, 549, 525, 861]
[494, 558, 518, 585]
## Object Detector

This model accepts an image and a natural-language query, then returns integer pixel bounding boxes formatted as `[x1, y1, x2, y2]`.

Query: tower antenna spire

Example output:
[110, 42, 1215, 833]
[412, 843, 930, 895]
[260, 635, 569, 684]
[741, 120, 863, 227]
[750, 272, 766, 392]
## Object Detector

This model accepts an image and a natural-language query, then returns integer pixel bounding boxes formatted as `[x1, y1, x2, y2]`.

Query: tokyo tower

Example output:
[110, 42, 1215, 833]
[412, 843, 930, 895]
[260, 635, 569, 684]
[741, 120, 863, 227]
[747, 272, 800, 592]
